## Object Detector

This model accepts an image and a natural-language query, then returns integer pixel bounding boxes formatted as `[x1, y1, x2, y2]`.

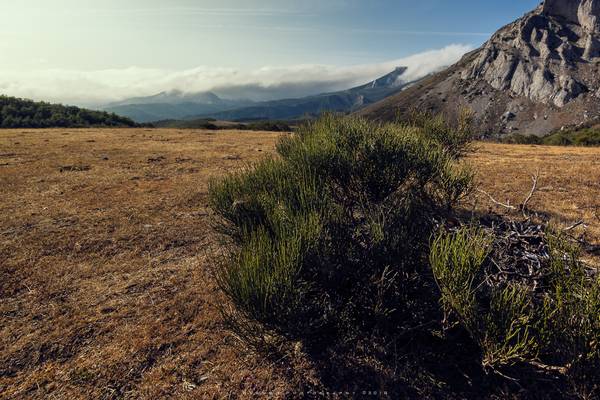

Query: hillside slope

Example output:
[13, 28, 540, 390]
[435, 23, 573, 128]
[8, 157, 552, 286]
[361, 0, 600, 136]
[0, 96, 137, 128]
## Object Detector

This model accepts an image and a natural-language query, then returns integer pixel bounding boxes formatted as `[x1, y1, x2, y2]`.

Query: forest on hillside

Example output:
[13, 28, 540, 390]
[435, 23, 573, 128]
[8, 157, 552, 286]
[0, 96, 138, 128]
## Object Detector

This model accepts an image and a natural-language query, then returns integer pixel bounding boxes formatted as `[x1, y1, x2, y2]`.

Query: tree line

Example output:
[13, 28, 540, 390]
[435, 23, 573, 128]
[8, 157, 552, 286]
[0, 95, 138, 128]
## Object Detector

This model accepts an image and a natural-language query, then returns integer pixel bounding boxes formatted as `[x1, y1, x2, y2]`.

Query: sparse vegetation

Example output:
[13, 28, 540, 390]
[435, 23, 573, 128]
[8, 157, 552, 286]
[243, 121, 292, 132]
[153, 118, 292, 132]
[0, 95, 138, 128]
[152, 118, 220, 130]
[501, 127, 600, 147]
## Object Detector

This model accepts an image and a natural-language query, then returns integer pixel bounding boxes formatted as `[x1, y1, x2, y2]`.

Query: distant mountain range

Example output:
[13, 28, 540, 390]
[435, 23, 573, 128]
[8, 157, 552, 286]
[103, 91, 253, 123]
[103, 67, 410, 123]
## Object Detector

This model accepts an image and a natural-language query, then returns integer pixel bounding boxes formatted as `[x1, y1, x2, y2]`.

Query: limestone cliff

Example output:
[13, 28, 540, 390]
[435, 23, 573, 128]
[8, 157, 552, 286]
[360, 0, 600, 136]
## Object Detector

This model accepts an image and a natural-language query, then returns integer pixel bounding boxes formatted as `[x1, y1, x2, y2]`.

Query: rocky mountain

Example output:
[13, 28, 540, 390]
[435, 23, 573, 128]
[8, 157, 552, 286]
[194, 67, 409, 121]
[360, 0, 600, 136]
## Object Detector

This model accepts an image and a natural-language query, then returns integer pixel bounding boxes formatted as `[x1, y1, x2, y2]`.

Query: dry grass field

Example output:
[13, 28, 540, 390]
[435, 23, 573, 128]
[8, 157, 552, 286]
[470, 143, 600, 265]
[1, 128, 599, 399]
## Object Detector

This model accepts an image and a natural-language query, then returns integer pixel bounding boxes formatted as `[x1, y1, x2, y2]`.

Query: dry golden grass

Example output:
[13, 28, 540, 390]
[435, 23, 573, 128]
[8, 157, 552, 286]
[470, 143, 600, 265]
[1, 129, 598, 399]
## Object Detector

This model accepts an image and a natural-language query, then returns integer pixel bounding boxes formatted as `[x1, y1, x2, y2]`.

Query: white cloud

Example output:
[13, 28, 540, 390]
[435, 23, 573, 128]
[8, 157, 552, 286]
[0, 44, 473, 106]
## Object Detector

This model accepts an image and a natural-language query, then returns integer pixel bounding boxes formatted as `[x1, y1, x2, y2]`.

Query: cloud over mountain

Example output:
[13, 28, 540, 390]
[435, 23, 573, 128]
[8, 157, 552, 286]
[0, 44, 472, 106]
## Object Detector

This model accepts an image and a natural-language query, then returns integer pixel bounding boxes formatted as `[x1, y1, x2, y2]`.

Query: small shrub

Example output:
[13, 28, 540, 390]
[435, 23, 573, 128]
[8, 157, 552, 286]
[541, 230, 600, 394]
[481, 285, 537, 368]
[542, 132, 574, 146]
[430, 227, 491, 332]
[210, 114, 473, 346]
[430, 228, 536, 368]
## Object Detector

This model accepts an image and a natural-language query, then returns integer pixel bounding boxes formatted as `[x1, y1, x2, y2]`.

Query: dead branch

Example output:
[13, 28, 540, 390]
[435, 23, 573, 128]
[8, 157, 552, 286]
[521, 170, 539, 218]
[528, 360, 568, 375]
[563, 220, 586, 232]
[477, 170, 540, 219]
[477, 189, 517, 211]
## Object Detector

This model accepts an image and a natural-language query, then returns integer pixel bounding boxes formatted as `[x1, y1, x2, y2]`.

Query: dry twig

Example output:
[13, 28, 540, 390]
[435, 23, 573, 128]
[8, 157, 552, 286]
[477, 189, 517, 211]
[477, 170, 540, 219]
[521, 170, 539, 218]
[563, 220, 586, 232]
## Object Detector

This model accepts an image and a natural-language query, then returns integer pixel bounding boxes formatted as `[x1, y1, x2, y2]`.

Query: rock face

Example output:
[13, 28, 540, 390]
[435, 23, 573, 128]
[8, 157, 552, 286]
[544, 0, 583, 23]
[464, 0, 600, 108]
[360, 0, 600, 136]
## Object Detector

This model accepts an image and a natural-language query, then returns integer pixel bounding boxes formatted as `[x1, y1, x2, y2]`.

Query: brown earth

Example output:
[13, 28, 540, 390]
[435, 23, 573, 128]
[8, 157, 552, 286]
[1, 128, 599, 399]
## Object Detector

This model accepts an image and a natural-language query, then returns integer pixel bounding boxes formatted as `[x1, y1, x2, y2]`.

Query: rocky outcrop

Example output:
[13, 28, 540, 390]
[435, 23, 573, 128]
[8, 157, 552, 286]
[360, 0, 600, 136]
[543, 0, 582, 23]
[462, 0, 600, 108]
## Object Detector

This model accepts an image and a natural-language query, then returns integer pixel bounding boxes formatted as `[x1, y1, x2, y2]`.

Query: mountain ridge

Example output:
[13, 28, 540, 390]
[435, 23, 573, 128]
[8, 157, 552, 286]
[186, 67, 409, 121]
[104, 68, 410, 123]
[106, 90, 225, 107]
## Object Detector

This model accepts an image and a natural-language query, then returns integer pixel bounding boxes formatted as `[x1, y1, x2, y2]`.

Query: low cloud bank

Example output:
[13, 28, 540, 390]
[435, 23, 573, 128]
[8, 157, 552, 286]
[0, 44, 473, 106]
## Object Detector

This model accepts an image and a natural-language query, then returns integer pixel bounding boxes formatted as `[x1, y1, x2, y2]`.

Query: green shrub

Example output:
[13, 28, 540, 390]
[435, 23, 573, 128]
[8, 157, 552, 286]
[481, 285, 538, 368]
[541, 230, 600, 393]
[431, 226, 599, 392]
[244, 121, 292, 132]
[500, 133, 542, 145]
[542, 132, 574, 146]
[210, 114, 473, 344]
[210, 112, 598, 395]
[430, 228, 537, 368]
[404, 108, 475, 158]
[430, 227, 491, 332]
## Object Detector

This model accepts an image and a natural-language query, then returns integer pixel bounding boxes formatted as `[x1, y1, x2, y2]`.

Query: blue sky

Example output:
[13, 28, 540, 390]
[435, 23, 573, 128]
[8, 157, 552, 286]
[0, 0, 541, 103]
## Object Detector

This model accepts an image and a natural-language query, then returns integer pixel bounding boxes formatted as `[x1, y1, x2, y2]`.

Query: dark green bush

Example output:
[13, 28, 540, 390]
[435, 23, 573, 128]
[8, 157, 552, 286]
[500, 133, 542, 145]
[244, 121, 292, 132]
[210, 114, 473, 344]
[543, 133, 574, 146]
[558, 127, 600, 146]
[152, 118, 291, 132]
[431, 228, 537, 368]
